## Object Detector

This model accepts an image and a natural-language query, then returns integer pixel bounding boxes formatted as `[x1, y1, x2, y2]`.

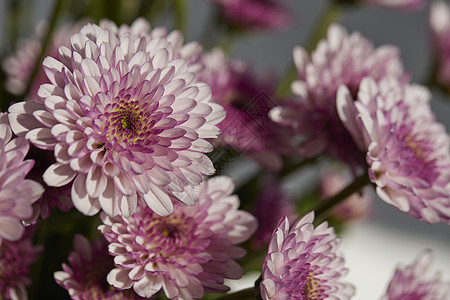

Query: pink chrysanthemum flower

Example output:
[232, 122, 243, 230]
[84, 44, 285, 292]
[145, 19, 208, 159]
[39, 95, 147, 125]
[98, 176, 257, 299]
[260, 212, 355, 299]
[55, 234, 145, 300]
[2, 22, 85, 100]
[0, 113, 44, 242]
[430, 1, 450, 88]
[8, 18, 225, 217]
[271, 24, 407, 170]
[338, 77, 450, 224]
[211, 0, 290, 30]
[359, 0, 424, 10]
[0, 229, 42, 300]
[319, 165, 373, 223]
[199, 48, 293, 170]
[381, 249, 450, 300]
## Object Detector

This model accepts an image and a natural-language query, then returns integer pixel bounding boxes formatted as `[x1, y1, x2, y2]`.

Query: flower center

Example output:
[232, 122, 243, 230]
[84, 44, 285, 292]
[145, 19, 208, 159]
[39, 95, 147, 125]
[160, 221, 181, 240]
[405, 135, 424, 160]
[102, 95, 160, 149]
[120, 114, 135, 131]
[108, 108, 141, 142]
[302, 272, 325, 299]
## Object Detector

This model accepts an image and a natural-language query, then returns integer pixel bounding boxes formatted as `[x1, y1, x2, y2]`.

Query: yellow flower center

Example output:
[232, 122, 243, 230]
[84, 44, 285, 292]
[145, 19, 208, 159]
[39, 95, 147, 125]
[303, 273, 323, 299]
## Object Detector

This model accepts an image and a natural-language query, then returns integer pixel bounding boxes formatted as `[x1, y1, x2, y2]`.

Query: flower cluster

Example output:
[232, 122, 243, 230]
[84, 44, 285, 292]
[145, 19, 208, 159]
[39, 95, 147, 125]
[0, 1, 449, 299]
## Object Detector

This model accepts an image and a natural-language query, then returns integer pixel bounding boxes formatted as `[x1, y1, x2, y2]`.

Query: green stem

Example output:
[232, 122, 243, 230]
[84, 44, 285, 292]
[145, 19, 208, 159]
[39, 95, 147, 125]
[139, 0, 166, 21]
[279, 156, 318, 177]
[314, 172, 370, 223]
[276, 1, 341, 96]
[215, 287, 257, 300]
[22, 0, 66, 99]
[5, 0, 22, 54]
[173, 0, 187, 37]
[104, 0, 122, 25]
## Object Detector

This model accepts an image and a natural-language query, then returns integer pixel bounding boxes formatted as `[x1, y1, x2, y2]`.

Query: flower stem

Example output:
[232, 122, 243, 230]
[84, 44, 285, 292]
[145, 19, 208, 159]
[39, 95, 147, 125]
[215, 287, 258, 300]
[173, 0, 187, 37]
[139, 0, 166, 21]
[276, 1, 341, 96]
[314, 171, 371, 223]
[279, 156, 318, 177]
[22, 0, 66, 99]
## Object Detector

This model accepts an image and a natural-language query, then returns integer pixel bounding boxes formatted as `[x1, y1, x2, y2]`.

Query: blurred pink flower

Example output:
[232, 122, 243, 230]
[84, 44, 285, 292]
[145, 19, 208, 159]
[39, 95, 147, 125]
[2, 22, 85, 100]
[98, 176, 257, 299]
[55, 234, 145, 300]
[211, 0, 290, 30]
[382, 250, 450, 300]
[338, 77, 450, 224]
[430, 1, 450, 88]
[8, 19, 225, 217]
[251, 177, 295, 249]
[319, 165, 373, 223]
[200, 48, 294, 170]
[271, 24, 407, 170]
[24, 147, 73, 223]
[260, 212, 355, 299]
[0, 113, 44, 242]
[0, 229, 42, 300]
[28, 182, 73, 222]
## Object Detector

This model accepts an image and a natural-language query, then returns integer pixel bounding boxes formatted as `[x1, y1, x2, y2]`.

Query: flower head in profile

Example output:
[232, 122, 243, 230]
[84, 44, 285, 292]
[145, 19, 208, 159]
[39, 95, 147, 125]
[0, 113, 44, 242]
[260, 212, 355, 299]
[430, 1, 450, 88]
[9, 18, 225, 217]
[382, 249, 450, 300]
[98, 176, 257, 299]
[211, 0, 290, 30]
[338, 77, 450, 224]
[55, 234, 145, 300]
[2, 22, 85, 100]
[271, 24, 407, 170]
[0, 228, 42, 300]
[199, 48, 293, 170]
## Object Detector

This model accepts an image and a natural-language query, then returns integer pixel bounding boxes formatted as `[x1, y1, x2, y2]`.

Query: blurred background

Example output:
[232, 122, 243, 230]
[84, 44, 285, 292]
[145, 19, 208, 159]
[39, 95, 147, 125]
[1, 0, 449, 299]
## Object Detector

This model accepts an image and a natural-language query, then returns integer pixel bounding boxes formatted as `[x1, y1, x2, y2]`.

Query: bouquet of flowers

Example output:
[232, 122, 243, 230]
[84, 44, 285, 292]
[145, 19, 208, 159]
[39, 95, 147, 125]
[0, 0, 449, 299]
